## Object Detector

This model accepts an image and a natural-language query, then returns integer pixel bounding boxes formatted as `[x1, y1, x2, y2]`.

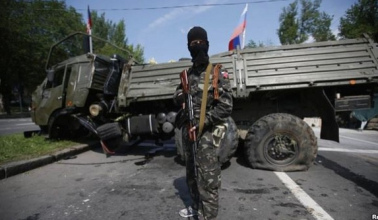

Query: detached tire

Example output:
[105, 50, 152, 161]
[48, 114, 70, 140]
[244, 113, 317, 172]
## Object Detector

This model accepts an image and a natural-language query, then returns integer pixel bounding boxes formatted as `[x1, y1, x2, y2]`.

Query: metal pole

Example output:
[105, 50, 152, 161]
[89, 29, 93, 53]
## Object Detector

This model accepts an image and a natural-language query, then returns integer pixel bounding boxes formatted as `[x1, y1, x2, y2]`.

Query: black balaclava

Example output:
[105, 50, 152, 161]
[187, 26, 209, 68]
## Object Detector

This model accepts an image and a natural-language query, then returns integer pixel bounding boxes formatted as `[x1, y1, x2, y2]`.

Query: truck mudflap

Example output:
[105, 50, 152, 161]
[72, 115, 99, 136]
[308, 88, 339, 142]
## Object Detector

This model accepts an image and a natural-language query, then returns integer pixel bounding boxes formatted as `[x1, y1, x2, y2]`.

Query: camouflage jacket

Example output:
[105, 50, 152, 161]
[174, 63, 233, 129]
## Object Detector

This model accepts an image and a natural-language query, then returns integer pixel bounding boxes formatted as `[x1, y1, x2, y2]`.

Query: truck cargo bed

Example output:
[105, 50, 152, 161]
[121, 36, 378, 105]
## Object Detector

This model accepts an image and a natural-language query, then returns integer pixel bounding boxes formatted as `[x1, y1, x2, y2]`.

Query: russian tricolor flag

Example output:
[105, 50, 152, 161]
[86, 5, 92, 34]
[86, 5, 93, 53]
[228, 4, 248, 51]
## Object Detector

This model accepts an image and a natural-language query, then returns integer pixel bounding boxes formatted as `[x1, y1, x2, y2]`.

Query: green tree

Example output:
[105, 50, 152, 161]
[299, 0, 321, 42]
[110, 19, 144, 63]
[127, 44, 144, 63]
[91, 11, 111, 49]
[0, 0, 83, 112]
[277, 0, 335, 45]
[90, 14, 144, 63]
[0, 0, 145, 114]
[111, 20, 127, 46]
[339, 0, 378, 42]
[245, 40, 265, 48]
[313, 12, 336, 41]
[278, 1, 299, 45]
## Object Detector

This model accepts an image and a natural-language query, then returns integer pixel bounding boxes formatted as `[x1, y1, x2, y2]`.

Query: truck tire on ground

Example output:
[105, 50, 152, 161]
[39, 125, 48, 134]
[97, 122, 122, 140]
[48, 114, 70, 140]
[244, 113, 317, 172]
[48, 112, 89, 140]
[174, 116, 239, 164]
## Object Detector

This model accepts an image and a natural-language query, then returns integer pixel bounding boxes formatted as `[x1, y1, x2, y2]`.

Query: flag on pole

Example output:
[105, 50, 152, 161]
[86, 5, 92, 34]
[228, 4, 248, 51]
[86, 5, 93, 53]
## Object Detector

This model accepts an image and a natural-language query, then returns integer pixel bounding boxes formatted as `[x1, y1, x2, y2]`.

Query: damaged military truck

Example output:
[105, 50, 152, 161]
[31, 32, 378, 172]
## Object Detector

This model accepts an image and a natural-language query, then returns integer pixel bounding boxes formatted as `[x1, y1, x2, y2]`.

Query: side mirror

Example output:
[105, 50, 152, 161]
[45, 70, 54, 89]
[47, 70, 54, 83]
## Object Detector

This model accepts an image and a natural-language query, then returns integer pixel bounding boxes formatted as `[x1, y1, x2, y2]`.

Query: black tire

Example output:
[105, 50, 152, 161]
[244, 113, 317, 172]
[97, 122, 123, 140]
[48, 113, 70, 140]
[39, 125, 48, 134]
[174, 116, 239, 164]
[48, 112, 88, 140]
[95, 123, 124, 153]
[218, 117, 239, 164]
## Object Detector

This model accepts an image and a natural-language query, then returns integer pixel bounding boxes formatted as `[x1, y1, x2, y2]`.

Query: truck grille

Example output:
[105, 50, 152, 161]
[91, 56, 110, 91]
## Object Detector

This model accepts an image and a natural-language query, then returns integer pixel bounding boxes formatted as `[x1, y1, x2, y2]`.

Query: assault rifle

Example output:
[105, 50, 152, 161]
[180, 69, 198, 176]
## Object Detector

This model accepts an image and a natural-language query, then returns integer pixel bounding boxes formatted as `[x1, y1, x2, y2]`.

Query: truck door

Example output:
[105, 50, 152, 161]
[35, 65, 72, 125]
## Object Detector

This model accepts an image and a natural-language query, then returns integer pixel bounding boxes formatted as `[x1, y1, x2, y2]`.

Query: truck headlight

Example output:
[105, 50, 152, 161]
[89, 104, 102, 117]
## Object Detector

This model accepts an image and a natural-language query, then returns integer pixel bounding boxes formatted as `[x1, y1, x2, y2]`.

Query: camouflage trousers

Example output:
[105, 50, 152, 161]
[183, 126, 221, 220]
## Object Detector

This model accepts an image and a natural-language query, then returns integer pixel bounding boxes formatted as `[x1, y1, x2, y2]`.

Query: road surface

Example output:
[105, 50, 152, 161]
[0, 127, 377, 220]
[0, 118, 39, 136]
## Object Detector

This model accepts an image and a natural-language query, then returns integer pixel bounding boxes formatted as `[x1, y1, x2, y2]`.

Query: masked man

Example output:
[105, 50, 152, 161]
[174, 26, 233, 220]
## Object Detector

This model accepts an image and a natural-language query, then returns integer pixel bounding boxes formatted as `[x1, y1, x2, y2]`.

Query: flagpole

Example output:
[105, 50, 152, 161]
[89, 29, 93, 53]
[242, 29, 246, 49]
[87, 5, 93, 53]
[242, 4, 248, 49]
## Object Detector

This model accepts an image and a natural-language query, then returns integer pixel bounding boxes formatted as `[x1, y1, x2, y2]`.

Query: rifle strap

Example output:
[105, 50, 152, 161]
[213, 64, 222, 100]
[199, 63, 212, 135]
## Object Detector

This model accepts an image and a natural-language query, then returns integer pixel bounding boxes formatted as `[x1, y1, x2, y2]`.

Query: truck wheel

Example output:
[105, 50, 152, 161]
[48, 114, 70, 140]
[39, 125, 48, 134]
[48, 113, 88, 140]
[218, 117, 239, 164]
[244, 113, 317, 172]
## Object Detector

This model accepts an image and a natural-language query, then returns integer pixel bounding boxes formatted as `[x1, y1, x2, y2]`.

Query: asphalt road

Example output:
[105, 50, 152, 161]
[0, 118, 40, 136]
[0, 127, 377, 220]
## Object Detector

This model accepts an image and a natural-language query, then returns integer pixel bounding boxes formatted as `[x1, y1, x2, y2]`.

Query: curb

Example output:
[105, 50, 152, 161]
[0, 142, 99, 180]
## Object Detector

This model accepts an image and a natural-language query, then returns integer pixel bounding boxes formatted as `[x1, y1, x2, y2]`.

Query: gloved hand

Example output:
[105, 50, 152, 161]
[173, 89, 184, 106]
[190, 116, 210, 137]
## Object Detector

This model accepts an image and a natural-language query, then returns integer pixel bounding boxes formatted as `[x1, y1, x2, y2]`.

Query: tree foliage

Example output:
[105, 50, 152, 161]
[245, 39, 273, 48]
[339, 0, 378, 42]
[277, 0, 335, 45]
[0, 0, 144, 112]
[0, 0, 84, 108]
[313, 12, 336, 41]
[90, 12, 144, 63]
[278, 1, 299, 44]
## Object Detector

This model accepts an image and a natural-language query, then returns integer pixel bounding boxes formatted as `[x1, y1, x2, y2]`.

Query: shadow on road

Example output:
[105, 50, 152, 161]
[173, 176, 192, 208]
[317, 154, 378, 199]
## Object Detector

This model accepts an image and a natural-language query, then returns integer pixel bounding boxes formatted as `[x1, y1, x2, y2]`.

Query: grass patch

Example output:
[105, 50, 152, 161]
[0, 134, 83, 165]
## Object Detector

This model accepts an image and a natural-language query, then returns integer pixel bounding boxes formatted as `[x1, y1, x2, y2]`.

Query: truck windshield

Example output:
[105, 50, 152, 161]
[46, 32, 130, 70]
